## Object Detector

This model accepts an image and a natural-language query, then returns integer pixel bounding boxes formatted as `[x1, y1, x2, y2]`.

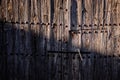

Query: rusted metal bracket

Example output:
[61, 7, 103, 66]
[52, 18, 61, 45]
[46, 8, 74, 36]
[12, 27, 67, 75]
[77, 49, 83, 61]
[47, 50, 86, 61]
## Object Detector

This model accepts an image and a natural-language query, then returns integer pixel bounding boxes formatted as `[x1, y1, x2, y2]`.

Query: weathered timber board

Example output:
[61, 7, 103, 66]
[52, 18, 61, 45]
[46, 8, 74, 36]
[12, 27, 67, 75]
[0, 0, 120, 80]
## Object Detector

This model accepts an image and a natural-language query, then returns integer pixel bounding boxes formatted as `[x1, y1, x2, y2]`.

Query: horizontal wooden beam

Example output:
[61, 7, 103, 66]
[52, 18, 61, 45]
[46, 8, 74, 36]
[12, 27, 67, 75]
[47, 50, 91, 54]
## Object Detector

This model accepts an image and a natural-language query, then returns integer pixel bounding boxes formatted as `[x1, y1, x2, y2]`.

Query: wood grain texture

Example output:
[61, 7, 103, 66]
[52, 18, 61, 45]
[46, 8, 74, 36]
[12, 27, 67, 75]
[0, 0, 120, 80]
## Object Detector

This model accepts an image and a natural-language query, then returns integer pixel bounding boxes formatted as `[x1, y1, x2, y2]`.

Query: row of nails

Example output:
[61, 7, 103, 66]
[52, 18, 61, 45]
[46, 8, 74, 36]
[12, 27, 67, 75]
[0, 21, 120, 26]
[70, 30, 108, 34]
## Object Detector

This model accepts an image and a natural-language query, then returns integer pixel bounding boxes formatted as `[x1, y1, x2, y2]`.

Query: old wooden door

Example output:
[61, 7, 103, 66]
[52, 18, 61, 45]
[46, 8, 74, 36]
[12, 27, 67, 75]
[0, 0, 120, 80]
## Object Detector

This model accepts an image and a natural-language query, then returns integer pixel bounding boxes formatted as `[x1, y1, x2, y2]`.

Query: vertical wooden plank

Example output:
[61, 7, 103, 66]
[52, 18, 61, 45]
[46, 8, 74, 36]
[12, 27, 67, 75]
[81, 30, 91, 52]
[6, 0, 13, 56]
[60, 0, 69, 79]
[100, 30, 108, 80]
[17, 0, 24, 58]
[50, 0, 61, 52]
[0, 1, 8, 79]
[99, 31, 105, 55]
[76, 0, 82, 74]
[99, 0, 104, 25]
[0, 0, 7, 20]
[102, 30, 108, 56]
[113, 1, 120, 56]
[23, 1, 31, 80]
[17, 0, 29, 80]
[6, 23, 15, 80]
[81, 0, 85, 28]
[48, 0, 58, 80]
[84, 0, 92, 26]
[6, 0, 13, 22]
[12, 0, 19, 80]
[72, 54, 78, 80]
[103, 0, 107, 26]
[77, 0, 82, 27]
[40, 0, 51, 80]
[45, 0, 51, 56]
[92, 0, 99, 25]
[81, 30, 90, 79]
[63, 5, 70, 80]
[35, 0, 44, 79]
[93, 31, 99, 53]
[30, 0, 37, 79]
[81, 31, 93, 80]
[62, 0, 71, 80]
[81, 54, 88, 80]
[63, 0, 71, 51]
[70, 32, 81, 51]
[117, 0, 120, 23]
[111, 0, 118, 24]
[106, 0, 115, 56]
[112, 56, 119, 80]
[6, 0, 15, 80]
[71, 0, 77, 30]
[50, 0, 63, 80]
[105, 0, 111, 24]
[87, 54, 94, 80]
[25, 1, 31, 80]
[70, 32, 81, 80]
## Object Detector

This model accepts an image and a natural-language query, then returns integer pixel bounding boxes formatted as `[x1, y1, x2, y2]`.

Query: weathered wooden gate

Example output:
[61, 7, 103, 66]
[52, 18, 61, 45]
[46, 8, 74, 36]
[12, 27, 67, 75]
[0, 0, 120, 80]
